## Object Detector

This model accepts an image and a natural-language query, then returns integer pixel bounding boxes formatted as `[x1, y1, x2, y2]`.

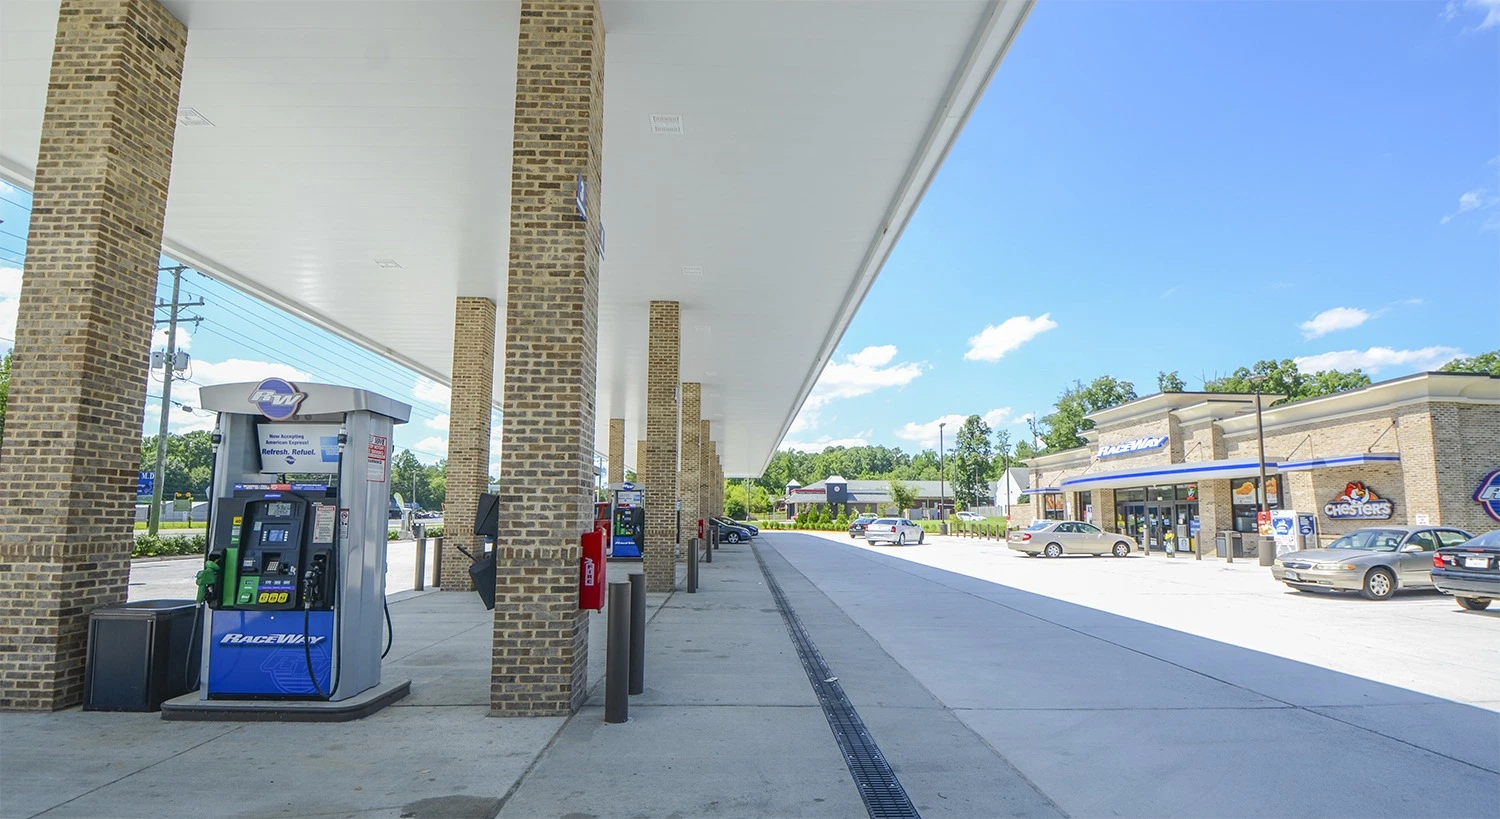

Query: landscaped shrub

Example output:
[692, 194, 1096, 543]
[132, 533, 207, 558]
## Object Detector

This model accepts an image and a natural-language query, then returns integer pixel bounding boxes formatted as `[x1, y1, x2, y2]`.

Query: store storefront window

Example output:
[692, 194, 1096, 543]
[1043, 493, 1064, 520]
[1231, 475, 1282, 532]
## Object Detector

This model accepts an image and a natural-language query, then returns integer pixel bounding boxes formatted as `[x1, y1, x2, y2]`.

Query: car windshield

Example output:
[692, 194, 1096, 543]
[1025, 521, 1052, 531]
[856, 514, 876, 520]
[1327, 529, 1406, 552]
[873, 518, 897, 525]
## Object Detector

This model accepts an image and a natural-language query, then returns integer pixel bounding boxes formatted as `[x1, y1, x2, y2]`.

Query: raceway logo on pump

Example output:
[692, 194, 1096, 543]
[219, 633, 325, 646]
[248, 378, 307, 421]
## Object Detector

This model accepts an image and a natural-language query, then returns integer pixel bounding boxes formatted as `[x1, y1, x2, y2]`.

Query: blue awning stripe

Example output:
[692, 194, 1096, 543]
[1278, 453, 1401, 472]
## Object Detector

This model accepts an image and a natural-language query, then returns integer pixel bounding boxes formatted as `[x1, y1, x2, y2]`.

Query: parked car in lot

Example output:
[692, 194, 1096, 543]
[1432, 529, 1500, 611]
[713, 519, 755, 544]
[955, 511, 984, 522]
[1271, 525, 1473, 600]
[1008, 520, 1133, 558]
[865, 517, 924, 546]
[713, 516, 757, 536]
[848, 513, 879, 538]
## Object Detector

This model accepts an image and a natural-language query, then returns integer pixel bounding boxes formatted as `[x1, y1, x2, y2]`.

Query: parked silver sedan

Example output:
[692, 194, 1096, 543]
[865, 517, 924, 546]
[1008, 520, 1134, 558]
[1271, 525, 1474, 600]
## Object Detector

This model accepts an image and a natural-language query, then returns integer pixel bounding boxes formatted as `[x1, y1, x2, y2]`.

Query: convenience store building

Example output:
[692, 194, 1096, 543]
[1016, 372, 1500, 553]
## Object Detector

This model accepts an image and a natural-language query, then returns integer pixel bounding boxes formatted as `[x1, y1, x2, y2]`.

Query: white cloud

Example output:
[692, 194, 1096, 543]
[412, 376, 451, 408]
[1295, 346, 1465, 374]
[788, 408, 818, 435]
[412, 436, 448, 462]
[1442, 189, 1492, 224]
[0, 265, 20, 345]
[1299, 306, 1370, 339]
[894, 409, 1010, 450]
[964, 314, 1057, 362]
[780, 435, 871, 453]
[151, 325, 193, 351]
[1015, 412, 1035, 425]
[804, 345, 923, 410]
[1444, 0, 1500, 27]
[425, 413, 450, 432]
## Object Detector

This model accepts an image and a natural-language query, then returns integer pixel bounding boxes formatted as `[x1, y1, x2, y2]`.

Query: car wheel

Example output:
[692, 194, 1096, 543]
[918, 532, 925, 545]
[1457, 597, 1492, 611]
[726, 531, 740, 544]
[1025, 552, 1038, 557]
[897, 533, 906, 546]
[1044, 543, 1063, 559]
[1361, 568, 1395, 600]
[1112, 541, 1131, 558]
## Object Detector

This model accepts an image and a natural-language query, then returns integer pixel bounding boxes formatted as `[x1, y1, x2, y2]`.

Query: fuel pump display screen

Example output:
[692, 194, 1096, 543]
[266, 502, 292, 518]
[262, 526, 291, 544]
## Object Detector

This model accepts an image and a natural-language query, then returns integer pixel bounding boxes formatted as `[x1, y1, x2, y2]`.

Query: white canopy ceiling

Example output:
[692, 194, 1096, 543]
[0, 0, 1031, 475]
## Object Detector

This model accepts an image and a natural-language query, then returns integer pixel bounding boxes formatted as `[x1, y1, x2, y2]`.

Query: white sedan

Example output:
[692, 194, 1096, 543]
[1008, 520, 1134, 558]
[865, 517, 925, 546]
[955, 511, 985, 522]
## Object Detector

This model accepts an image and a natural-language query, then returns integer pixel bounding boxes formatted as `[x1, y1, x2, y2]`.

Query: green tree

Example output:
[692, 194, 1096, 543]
[888, 480, 917, 515]
[1038, 376, 1137, 453]
[140, 430, 216, 498]
[1440, 349, 1500, 376]
[0, 351, 12, 450]
[952, 414, 994, 509]
[724, 488, 747, 519]
[1158, 370, 1186, 392]
[1206, 359, 1370, 405]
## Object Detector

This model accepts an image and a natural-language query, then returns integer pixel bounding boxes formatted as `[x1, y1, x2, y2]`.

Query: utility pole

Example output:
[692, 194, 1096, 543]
[938, 421, 947, 523]
[147, 266, 204, 535]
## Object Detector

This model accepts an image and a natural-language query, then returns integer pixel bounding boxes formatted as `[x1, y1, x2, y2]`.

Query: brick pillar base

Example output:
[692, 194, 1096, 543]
[0, 0, 185, 711]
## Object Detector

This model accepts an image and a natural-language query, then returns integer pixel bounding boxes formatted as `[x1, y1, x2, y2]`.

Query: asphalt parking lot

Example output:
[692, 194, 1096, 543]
[802, 529, 1500, 712]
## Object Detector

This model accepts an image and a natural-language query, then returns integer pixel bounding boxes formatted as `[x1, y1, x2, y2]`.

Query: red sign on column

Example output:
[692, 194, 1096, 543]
[579, 527, 606, 611]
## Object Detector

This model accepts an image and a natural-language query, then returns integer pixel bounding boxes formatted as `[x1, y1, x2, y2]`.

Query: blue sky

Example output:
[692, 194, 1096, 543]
[1, 1, 1496, 469]
[783, 0, 1500, 453]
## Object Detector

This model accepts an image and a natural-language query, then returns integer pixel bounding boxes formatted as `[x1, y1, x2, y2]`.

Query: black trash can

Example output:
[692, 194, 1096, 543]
[469, 553, 497, 611]
[84, 599, 201, 712]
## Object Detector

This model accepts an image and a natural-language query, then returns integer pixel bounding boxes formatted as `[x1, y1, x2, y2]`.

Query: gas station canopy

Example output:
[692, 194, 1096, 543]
[0, 0, 1031, 475]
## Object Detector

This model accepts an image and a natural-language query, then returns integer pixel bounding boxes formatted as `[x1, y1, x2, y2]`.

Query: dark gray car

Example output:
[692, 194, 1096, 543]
[1271, 525, 1474, 600]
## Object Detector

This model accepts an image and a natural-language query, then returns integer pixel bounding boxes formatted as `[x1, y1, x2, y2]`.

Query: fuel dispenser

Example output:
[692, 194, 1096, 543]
[607, 482, 646, 559]
[164, 380, 412, 719]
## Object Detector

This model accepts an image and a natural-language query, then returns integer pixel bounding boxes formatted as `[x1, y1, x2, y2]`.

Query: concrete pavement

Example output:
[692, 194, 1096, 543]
[3, 531, 1497, 818]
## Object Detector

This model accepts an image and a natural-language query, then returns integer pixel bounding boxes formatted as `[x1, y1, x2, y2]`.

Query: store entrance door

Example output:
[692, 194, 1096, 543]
[1146, 503, 1171, 551]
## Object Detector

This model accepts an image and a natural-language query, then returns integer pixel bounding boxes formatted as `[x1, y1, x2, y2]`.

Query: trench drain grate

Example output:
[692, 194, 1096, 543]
[753, 543, 920, 819]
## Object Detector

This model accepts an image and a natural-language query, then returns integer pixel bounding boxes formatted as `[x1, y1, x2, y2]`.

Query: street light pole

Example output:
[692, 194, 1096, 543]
[1250, 375, 1271, 564]
[938, 422, 947, 522]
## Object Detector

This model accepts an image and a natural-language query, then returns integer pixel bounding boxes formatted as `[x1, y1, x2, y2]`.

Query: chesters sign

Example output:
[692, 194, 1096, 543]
[1323, 482, 1394, 520]
[1097, 435, 1168, 459]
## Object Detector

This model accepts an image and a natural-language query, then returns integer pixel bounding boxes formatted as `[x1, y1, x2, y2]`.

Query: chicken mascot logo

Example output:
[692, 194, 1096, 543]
[1324, 481, 1394, 520]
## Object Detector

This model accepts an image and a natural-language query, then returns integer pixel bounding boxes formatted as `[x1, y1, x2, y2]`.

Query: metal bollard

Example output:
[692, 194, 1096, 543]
[415, 534, 427, 591]
[433, 535, 444, 586]
[628, 572, 645, 695]
[687, 537, 699, 593]
[704, 527, 713, 563]
[605, 579, 631, 723]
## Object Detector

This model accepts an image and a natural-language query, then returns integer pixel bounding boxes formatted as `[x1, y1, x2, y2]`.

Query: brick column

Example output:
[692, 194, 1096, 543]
[607, 419, 625, 486]
[643, 301, 680, 592]
[709, 442, 722, 518]
[490, 0, 604, 716]
[440, 297, 496, 590]
[680, 384, 702, 540]
[700, 420, 713, 519]
[635, 440, 647, 481]
[0, 0, 185, 711]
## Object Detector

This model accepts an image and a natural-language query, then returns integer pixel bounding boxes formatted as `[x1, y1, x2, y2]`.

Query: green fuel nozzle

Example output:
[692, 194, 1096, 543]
[194, 560, 222, 603]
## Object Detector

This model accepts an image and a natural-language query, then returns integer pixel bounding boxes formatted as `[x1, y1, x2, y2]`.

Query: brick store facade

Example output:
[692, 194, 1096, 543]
[1017, 372, 1500, 554]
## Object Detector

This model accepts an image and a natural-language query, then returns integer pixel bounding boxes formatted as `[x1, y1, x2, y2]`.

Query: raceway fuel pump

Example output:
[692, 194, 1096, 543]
[606, 482, 646, 559]
[177, 380, 411, 714]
